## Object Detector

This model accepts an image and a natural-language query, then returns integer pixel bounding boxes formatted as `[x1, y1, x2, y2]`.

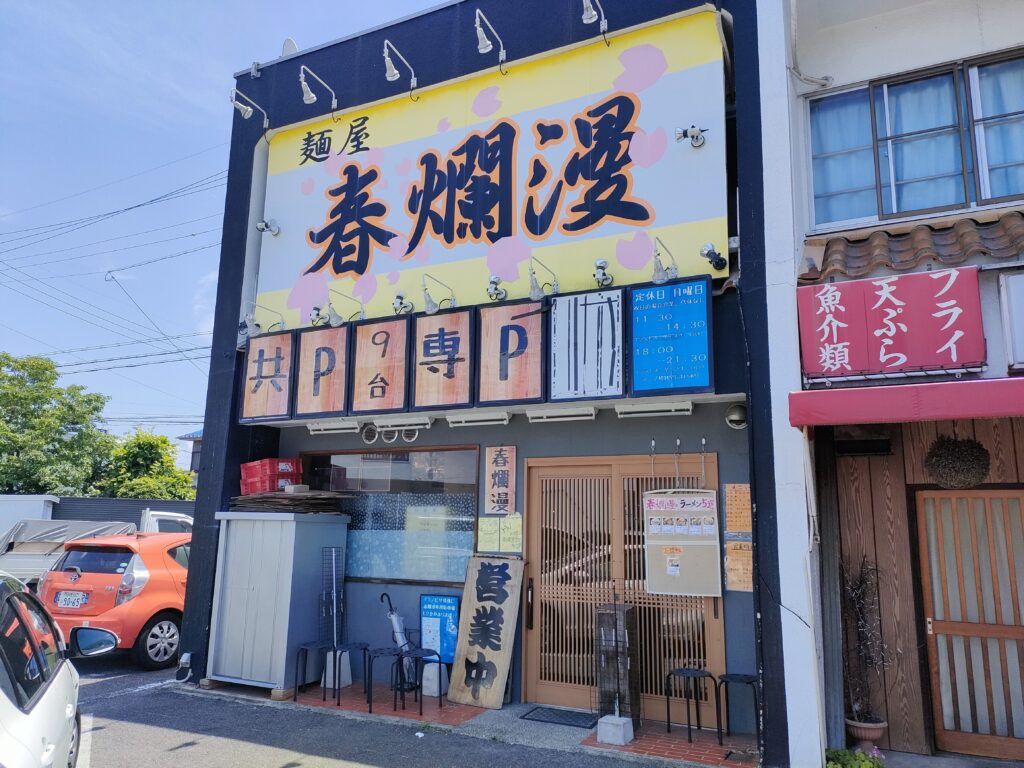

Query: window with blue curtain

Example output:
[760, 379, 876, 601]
[973, 57, 1024, 200]
[808, 52, 1024, 227]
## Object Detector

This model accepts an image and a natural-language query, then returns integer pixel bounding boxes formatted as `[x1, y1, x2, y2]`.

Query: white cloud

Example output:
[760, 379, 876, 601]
[192, 269, 219, 333]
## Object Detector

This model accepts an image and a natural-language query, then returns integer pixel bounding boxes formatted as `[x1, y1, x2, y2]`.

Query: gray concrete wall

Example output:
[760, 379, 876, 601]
[279, 402, 756, 731]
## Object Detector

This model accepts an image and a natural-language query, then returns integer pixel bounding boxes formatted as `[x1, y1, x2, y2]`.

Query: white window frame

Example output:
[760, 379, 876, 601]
[999, 270, 1024, 373]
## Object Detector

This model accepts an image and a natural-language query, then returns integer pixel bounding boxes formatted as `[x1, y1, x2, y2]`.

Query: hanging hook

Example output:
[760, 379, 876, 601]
[700, 436, 707, 488]
[674, 437, 681, 487]
[650, 438, 656, 480]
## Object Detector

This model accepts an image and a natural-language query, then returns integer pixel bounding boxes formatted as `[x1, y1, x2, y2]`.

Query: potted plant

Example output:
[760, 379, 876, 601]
[842, 556, 889, 751]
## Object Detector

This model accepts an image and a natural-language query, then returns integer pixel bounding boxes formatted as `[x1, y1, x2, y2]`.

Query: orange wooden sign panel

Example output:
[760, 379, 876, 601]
[240, 332, 293, 422]
[478, 302, 544, 404]
[351, 319, 408, 413]
[413, 310, 473, 409]
[294, 326, 348, 417]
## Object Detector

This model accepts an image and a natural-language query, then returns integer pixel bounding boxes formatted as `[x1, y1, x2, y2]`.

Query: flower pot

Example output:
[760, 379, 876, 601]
[845, 718, 888, 752]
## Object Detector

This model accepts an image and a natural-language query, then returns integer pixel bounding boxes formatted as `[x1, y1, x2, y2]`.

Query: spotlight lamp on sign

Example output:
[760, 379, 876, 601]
[473, 9, 507, 74]
[422, 273, 457, 315]
[486, 275, 507, 302]
[393, 292, 414, 315]
[701, 242, 728, 271]
[298, 64, 338, 112]
[310, 303, 345, 328]
[580, 0, 610, 45]
[242, 301, 287, 338]
[528, 255, 560, 301]
[382, 39, 418, 101]
[327, 288, 367, 323]
[593, 259, 613, 288]
[255, 219, 280, 236]
[651, 235, 679, 285]
[229, 88, 269, 128]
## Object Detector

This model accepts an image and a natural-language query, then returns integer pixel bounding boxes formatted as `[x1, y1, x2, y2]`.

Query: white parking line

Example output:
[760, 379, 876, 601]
[79, 713, 93, 768]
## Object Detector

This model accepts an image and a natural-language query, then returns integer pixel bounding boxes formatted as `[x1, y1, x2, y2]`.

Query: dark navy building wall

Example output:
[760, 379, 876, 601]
[183, 0, 782, 759]
[53, 497, 195, 525]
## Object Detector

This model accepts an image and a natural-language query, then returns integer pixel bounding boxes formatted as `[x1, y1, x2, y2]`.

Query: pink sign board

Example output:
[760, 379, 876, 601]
[797, 267, 986, 379]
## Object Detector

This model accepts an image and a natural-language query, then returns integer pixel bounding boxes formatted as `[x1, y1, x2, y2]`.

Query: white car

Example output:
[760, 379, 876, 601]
[0, 572, 117, 768]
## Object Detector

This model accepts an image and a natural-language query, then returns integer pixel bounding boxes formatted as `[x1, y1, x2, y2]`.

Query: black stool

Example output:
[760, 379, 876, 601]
[715, 673, 759, 746]
[331, 641, 370, 704]
[665, 667, 720, 743]
[293, 641, 333, 701]
[401, 648, 444, 716]
[366, 646, 404, 713]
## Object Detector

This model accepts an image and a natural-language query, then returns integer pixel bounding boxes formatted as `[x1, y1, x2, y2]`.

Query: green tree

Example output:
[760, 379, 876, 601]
[0, 354, 112, 495]
[103, 430, 196, 501]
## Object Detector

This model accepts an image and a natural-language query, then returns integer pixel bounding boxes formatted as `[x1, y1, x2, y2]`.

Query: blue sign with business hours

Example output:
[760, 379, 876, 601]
[629, 277, 713, 395]
[420, 594, 460, 664]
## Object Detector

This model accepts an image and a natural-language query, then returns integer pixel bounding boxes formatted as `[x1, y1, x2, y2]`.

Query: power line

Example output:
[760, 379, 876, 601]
[56, 346, 211, 368]
[3, 227, 221, 269]
[45, 332, 212, 356]
[0, 242, 220, 284]
[0, 170, 227, 237]
[3, 213, 222, 262]
[105, 272, 207, 378]
[59, 354, 210, 375]
[0, 142, 228, 220]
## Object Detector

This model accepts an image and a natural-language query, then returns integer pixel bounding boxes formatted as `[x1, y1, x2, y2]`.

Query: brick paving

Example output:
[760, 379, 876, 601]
[582, 721, 757, 766]
[295, 682, 483, 727]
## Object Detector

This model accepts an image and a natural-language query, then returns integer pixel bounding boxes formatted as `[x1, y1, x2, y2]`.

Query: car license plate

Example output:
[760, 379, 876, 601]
[56, 591, 86, 609]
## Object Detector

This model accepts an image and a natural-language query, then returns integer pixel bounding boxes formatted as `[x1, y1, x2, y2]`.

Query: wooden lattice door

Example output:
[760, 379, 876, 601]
[523, 455, 725, 725]
[917, 490, 1024, 760]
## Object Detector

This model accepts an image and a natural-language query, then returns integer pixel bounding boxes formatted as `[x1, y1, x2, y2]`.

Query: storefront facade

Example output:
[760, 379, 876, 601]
[182, 1, 826, 766]
[762, 0, 1024, 761]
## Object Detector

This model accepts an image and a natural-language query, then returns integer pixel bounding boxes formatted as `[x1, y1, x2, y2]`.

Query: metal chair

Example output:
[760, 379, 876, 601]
[664, 667, 720, 743]
[331, 641, 370, 705]
[401, 647, 444, 715]
[293, 640, 334, 702]
[366, 646, 404, 713]
[714, 672, 759, 746]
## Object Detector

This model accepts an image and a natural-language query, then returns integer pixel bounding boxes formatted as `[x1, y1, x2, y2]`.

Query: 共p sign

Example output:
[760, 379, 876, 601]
[250, 12, 727, 330]
[797, 267, 986, 379]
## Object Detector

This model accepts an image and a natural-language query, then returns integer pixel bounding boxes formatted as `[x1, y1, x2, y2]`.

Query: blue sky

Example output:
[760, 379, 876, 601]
[0, 1, 439, 466]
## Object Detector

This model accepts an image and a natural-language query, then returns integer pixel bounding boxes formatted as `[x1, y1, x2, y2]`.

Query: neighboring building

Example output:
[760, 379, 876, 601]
[183, 2, 824, 766]
[178, 428, 203, 486]
[761, 0, 1024, 762]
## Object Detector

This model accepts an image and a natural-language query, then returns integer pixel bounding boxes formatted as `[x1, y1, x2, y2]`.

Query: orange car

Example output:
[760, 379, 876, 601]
[38, 533, 190, 670]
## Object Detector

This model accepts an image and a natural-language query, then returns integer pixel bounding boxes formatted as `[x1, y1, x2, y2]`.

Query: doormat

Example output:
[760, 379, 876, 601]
[520, 706, 598, 729]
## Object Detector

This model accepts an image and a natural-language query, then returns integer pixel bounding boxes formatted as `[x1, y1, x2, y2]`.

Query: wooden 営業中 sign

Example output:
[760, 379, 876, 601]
[350, 318, 409, 413]
[477, 302, 544, 405]
[484, 446, 516, 515]
[293, 326, 348, 418]
[448, 556, 524, 709]
[240, 331, 294, 422]
[412, 309, 474, 409]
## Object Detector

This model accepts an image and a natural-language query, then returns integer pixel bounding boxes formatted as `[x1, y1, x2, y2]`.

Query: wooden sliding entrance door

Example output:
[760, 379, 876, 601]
[523, 455, 725, 725]
[917, 490, 1024, 760]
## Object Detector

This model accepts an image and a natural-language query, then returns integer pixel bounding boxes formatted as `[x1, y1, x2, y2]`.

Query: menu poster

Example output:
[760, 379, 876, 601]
[725, 541, 754, 592]
[724, 483, 752, 533]
[642, 489, 722, 597]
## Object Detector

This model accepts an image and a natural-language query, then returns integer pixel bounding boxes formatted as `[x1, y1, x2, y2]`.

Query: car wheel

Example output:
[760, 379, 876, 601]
[134, 613, 181, 670]
[68, 711, 80, 768]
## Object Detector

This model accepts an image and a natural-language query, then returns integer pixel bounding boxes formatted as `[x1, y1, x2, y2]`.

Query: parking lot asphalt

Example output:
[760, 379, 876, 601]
[71, 657, 643, 768]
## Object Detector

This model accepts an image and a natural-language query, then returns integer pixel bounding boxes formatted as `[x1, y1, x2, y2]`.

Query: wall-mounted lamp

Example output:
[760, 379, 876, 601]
[651, 236, 679, 285]
[255, 219, 280, 236]
[229, 88, 269, 128]
[422, 273, 457, 315]
[701, 243, 727, 271]
[393, 292, 414, 315]
[593, 258, 613, 288]
[242, 301, 286, 337]
[581, 0, 609, 43]
[383, 39, 418, 100]
[528, 256, 560, 301]
[329, 288, 367, 321]
[474, 9, 507, 73]
[486, 275, 507, 302]
[299, 65, 337, 110]
[676, 125, 707, 148]
[310, 303, 345, 327]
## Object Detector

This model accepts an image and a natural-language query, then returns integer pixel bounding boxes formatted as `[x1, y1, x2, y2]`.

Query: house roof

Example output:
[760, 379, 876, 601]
[177, 428, 203, 441]
[800, 210, 1024, 282]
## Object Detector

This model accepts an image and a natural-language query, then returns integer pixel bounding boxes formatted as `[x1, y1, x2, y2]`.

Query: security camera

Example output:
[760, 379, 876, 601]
[701, 243, 727, 271]
[255, 219, 280, 236]
[487, 275, 507, 302]
[393, 293, 413, 315]
[725, 403, 748, 430]
[593, 259, 613, 288]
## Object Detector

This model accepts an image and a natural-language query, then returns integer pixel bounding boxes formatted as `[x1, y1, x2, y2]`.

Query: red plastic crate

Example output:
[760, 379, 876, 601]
[240, 472, 302, 495]
[241, 457, 302, 481]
